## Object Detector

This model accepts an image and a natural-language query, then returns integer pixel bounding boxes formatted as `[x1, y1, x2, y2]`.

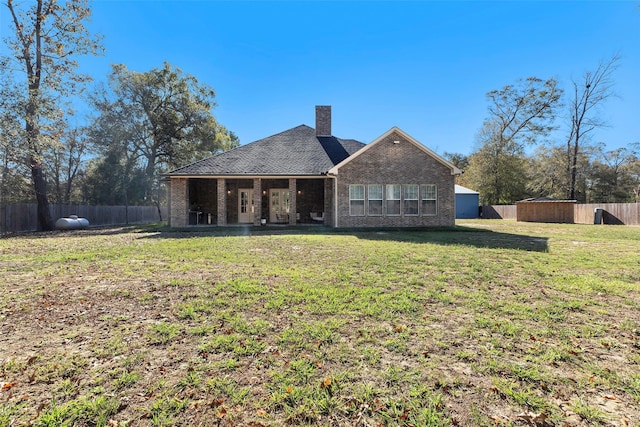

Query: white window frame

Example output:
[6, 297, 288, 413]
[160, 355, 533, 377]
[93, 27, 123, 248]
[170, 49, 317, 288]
[349, 184, 365, 216]
[386, 184, 401, 216]
[368, 184, 383, 216]
[421, 184, 437, 216]
[403, 184, 419, 216]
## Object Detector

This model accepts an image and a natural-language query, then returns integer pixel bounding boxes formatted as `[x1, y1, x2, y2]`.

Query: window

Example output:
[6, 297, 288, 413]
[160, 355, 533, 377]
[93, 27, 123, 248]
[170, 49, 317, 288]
[349, 184, 365, 216]
[421, 184, 437, 215]
[386, 184, 401, 215]
[403, 184, 419, 215]
[368, 184, 383, 215]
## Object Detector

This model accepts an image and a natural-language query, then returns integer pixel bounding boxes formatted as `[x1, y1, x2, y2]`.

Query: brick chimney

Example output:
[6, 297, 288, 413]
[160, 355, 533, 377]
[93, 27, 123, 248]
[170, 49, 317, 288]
[315, 105, 331, 136]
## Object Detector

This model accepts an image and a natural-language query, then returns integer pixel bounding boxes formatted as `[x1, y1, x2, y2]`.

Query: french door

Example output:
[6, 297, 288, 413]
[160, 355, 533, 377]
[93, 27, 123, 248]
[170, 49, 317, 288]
[269, 189, 290, 223]
[238, 189, 254, 223]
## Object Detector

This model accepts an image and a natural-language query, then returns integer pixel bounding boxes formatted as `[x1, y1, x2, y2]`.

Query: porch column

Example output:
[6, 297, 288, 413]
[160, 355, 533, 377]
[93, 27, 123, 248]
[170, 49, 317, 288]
[253, 178, 262, 226]
[325, 178, 334, 227]
[170, 178, 188, 227]
[289, 178, 297, 225]
[217, 178, 226, 226]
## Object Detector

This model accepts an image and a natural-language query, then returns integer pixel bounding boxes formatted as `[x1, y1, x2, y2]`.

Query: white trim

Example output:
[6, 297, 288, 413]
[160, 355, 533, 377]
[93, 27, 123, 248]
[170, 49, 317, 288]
[333, 176, 338, 227]
[328, 126, 461, 176]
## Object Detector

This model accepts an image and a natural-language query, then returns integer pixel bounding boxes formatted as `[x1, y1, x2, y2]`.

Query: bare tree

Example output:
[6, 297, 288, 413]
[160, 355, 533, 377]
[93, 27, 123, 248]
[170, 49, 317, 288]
[566, 55, 619, 200]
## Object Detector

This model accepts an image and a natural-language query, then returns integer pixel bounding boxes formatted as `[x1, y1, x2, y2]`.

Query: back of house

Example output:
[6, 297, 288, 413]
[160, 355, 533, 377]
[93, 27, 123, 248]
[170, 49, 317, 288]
[166, 106, 460, 228]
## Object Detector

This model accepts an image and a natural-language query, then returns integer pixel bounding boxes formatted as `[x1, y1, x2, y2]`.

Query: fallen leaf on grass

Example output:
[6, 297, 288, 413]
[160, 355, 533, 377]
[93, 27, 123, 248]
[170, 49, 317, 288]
[216, 406, 227, 419]
[399, 408, 411, 421]
[488, 415, 506, 423]
[514, 412, 549, 426]
[210, 398, 224, 407]
[1, 382, 16, 391]
[321, 377, 332, 388]
[256, 409, 268, 418]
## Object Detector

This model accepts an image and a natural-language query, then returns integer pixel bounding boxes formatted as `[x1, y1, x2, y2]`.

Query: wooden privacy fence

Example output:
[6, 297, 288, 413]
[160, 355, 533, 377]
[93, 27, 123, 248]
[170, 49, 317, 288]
[480, 205, 517, 220]
[516, 199, 576, 223]
[481, 203, 640, 225]
[0, 204, 168, 234]
[574, 203, 640, 225]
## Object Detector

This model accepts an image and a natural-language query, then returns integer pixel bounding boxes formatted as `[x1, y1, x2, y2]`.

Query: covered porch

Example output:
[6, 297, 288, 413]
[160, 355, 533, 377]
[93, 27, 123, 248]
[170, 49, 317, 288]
[170, 176, 332, 227]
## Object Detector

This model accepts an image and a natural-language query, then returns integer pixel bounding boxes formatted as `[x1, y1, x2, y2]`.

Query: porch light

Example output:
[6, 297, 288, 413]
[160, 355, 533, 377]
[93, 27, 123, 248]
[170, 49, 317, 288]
[297, 190, 302, 195]
[227, 190, 231, 195]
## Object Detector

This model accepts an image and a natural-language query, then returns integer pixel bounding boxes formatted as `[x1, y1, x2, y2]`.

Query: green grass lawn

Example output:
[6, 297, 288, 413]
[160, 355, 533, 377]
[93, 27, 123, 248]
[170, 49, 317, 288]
[1, 220, 639, 426]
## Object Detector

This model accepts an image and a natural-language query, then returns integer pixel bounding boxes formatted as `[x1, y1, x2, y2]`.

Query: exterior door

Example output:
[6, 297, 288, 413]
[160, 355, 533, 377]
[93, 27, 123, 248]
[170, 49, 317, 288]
[269, 189, 290, 223]
[238, 189, 254, 223]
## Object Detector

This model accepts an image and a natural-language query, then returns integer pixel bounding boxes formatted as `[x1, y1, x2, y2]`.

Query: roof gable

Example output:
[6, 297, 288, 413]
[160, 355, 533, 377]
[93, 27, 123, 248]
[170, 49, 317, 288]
[328, 127, 461, 175]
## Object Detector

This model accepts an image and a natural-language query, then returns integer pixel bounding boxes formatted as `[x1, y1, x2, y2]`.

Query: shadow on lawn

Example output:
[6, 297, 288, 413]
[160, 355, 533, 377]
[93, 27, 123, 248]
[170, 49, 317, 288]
[353, 226, 549, 252]
[141, 224, 549, 252]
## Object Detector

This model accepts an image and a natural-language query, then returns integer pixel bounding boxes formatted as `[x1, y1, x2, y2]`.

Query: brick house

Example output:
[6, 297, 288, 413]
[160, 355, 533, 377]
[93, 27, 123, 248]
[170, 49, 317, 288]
[166, 106, 460, 228]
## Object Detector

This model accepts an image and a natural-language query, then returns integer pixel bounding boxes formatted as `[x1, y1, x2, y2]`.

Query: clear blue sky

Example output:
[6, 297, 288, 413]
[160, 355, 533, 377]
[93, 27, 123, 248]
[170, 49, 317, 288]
[4, 1, 640, 156]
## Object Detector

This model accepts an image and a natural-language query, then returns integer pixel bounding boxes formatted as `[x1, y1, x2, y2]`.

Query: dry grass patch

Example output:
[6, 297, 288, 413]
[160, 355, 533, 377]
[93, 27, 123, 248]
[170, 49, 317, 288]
[1, 221, 639, 426]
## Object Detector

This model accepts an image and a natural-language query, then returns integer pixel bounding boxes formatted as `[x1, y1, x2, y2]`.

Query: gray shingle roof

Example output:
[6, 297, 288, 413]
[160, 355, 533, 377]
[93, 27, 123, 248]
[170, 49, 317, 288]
[168, 125, 365, 176]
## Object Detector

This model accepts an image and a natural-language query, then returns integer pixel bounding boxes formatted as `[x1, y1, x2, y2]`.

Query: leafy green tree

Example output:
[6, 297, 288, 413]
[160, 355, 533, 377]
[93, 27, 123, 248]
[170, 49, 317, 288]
[630, 143, 640, 203]
[443, 152, 471, 186]
[0, 61, 30, 205]
[465, 77, 562, 204]
[527, 145, 566, 199]
[45, 125, 90, 204]
[465, 124, 529, 204]
[88, 62, 239, 209]
[82, 153, 147, 206]
[3, 0, 103, 229]
[587, 145, 638, 203]
[528, 143, 594, 201]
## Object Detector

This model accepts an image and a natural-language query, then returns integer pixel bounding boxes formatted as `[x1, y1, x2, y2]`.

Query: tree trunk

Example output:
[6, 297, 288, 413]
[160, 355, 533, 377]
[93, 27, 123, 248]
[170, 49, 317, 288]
[569, 129, 580, 201]
[26, 100, 54, 230]
[155, 200, 163, 222]
[31, 156, 53, 231]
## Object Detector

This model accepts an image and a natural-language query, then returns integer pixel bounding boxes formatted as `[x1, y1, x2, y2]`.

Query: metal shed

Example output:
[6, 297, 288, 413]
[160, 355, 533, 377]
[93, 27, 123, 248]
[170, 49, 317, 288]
[455, 185, 480, 219]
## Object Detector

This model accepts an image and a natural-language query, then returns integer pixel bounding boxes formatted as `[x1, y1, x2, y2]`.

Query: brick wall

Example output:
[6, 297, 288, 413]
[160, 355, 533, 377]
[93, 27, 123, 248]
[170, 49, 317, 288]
[335, 130, 455, 227]
[315, 106, 331, 136]
[170, 178, 188, 227]
[217, 179, 226, 225]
